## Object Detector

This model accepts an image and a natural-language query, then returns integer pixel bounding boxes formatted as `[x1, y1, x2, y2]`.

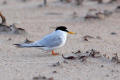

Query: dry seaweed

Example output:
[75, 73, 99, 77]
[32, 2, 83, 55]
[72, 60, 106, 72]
[62, 49, 101, 62]
[78, 55, 88, 62]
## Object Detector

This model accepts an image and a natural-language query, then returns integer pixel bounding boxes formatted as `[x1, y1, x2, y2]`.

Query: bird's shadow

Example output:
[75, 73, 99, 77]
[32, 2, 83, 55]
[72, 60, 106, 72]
[21, 51, 54, 58]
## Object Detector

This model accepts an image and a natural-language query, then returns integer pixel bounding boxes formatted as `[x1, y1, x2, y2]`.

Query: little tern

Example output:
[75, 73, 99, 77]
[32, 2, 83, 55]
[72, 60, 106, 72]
[14, 26, 75, 56]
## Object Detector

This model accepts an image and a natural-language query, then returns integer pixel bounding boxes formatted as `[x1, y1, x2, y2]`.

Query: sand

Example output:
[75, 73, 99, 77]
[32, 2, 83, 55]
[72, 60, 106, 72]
[0, 0, 120, 80]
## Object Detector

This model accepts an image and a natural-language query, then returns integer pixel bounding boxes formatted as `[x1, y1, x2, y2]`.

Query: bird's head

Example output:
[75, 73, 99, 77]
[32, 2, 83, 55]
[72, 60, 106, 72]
[55, 26, 75, 34]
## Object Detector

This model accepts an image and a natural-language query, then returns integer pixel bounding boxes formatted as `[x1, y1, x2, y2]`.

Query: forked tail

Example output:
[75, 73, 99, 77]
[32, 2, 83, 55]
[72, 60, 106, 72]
[14, 43, 31, 48]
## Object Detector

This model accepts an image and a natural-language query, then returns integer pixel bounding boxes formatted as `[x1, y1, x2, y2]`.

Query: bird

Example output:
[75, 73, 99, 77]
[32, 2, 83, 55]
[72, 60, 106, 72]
[14, 26, 75, 56]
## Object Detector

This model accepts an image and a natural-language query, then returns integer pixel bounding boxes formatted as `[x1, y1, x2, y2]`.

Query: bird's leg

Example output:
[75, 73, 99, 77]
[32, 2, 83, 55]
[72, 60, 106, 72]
[52, 50, 59, 56]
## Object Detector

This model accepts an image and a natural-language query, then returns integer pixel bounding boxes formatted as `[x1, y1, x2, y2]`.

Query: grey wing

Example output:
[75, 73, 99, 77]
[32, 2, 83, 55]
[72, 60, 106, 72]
[38, 34, 62, 47]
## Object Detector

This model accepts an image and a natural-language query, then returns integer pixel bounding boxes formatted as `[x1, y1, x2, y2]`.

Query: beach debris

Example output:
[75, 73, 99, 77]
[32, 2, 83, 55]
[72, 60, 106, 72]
[101, 65, 104, 67]
[83, 35, 94, 41]
[110, 32, 117, 35]
[0, 12, 6, 25]
[83, 37, 88, 41]
[84, 9, 113, 20]
[2, 0, 7, 5]
[71, 11, 81, 19]
[111, 53, 120, 64]
[89, 49, 101, 58]
[90, 0, 103, 3]
[0, 11, 26, 34]
[78, 55, 88, 62]
[9, 24, 26, 34]
[62, 54, 76, 60]
[52, 62, 60, 67]
[108, 0, 117, 3]
[96, 12, 105, 19]
[0, 12, 11, 33]
[52, 71, 57, 73]
[72, 11, 79, 19]
[62, 49, 101, 61]
[74, 50, 81, 54]
[98, 0, 103, 4]
[90, 0, 115, 4]
[63, 60, 69, 64]
[75, 0, 84, 5]
[65, 0, 72, 3]
[33, 75, 54, 80]
[43, 0, 47, 6]
[115, 6, 120, 12]
[103, 54, 110, 59]
[62, 49, 120, 65]
[103, 10, 113, 17]
[37, 0, 48, 7]
[46, 12, 63, 15]
[96, 36, 102, 39]
[21, 0, 28, 2]
[60, 0, 64, 2]
[60, 0, 83, 6]
[7, 38, 12, 41]
[84, 9, 104, 20]
[24, 38, 33, 43]
[0, 25, 11, 33]
[90, 0, 102, 3]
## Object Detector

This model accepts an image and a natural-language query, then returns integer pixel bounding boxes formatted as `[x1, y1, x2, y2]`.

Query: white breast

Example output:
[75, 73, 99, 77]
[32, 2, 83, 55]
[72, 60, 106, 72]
[42, 30, 68, 50]
[57, 30, 67, 47]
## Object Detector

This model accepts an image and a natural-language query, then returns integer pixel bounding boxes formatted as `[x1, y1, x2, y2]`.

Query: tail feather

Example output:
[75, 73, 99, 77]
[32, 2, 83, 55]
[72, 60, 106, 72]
[14, 43, 45, 48]
[14, 44, 27, 48]
[14, 43, 33, 47]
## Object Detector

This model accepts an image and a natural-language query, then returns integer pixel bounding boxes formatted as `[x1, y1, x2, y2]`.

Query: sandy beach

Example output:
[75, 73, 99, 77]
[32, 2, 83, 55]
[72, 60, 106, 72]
[0, 0, 120, 80]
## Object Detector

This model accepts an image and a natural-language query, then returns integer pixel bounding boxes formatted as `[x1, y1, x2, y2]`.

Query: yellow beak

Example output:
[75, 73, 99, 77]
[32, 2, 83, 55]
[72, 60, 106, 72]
[68, 31, 76, 34]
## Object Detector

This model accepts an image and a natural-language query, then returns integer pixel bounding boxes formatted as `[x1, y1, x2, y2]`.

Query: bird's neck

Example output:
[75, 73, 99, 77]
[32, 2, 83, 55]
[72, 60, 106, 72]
[55, 30, 67, 37]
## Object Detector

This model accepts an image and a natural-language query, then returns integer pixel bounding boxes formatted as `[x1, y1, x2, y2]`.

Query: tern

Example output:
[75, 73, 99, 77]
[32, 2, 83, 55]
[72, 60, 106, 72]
[14, 26, 75, 56]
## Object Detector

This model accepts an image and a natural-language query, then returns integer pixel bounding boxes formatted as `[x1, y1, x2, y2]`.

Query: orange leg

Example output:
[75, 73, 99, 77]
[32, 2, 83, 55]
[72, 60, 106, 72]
[52, 50, 59, 56]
